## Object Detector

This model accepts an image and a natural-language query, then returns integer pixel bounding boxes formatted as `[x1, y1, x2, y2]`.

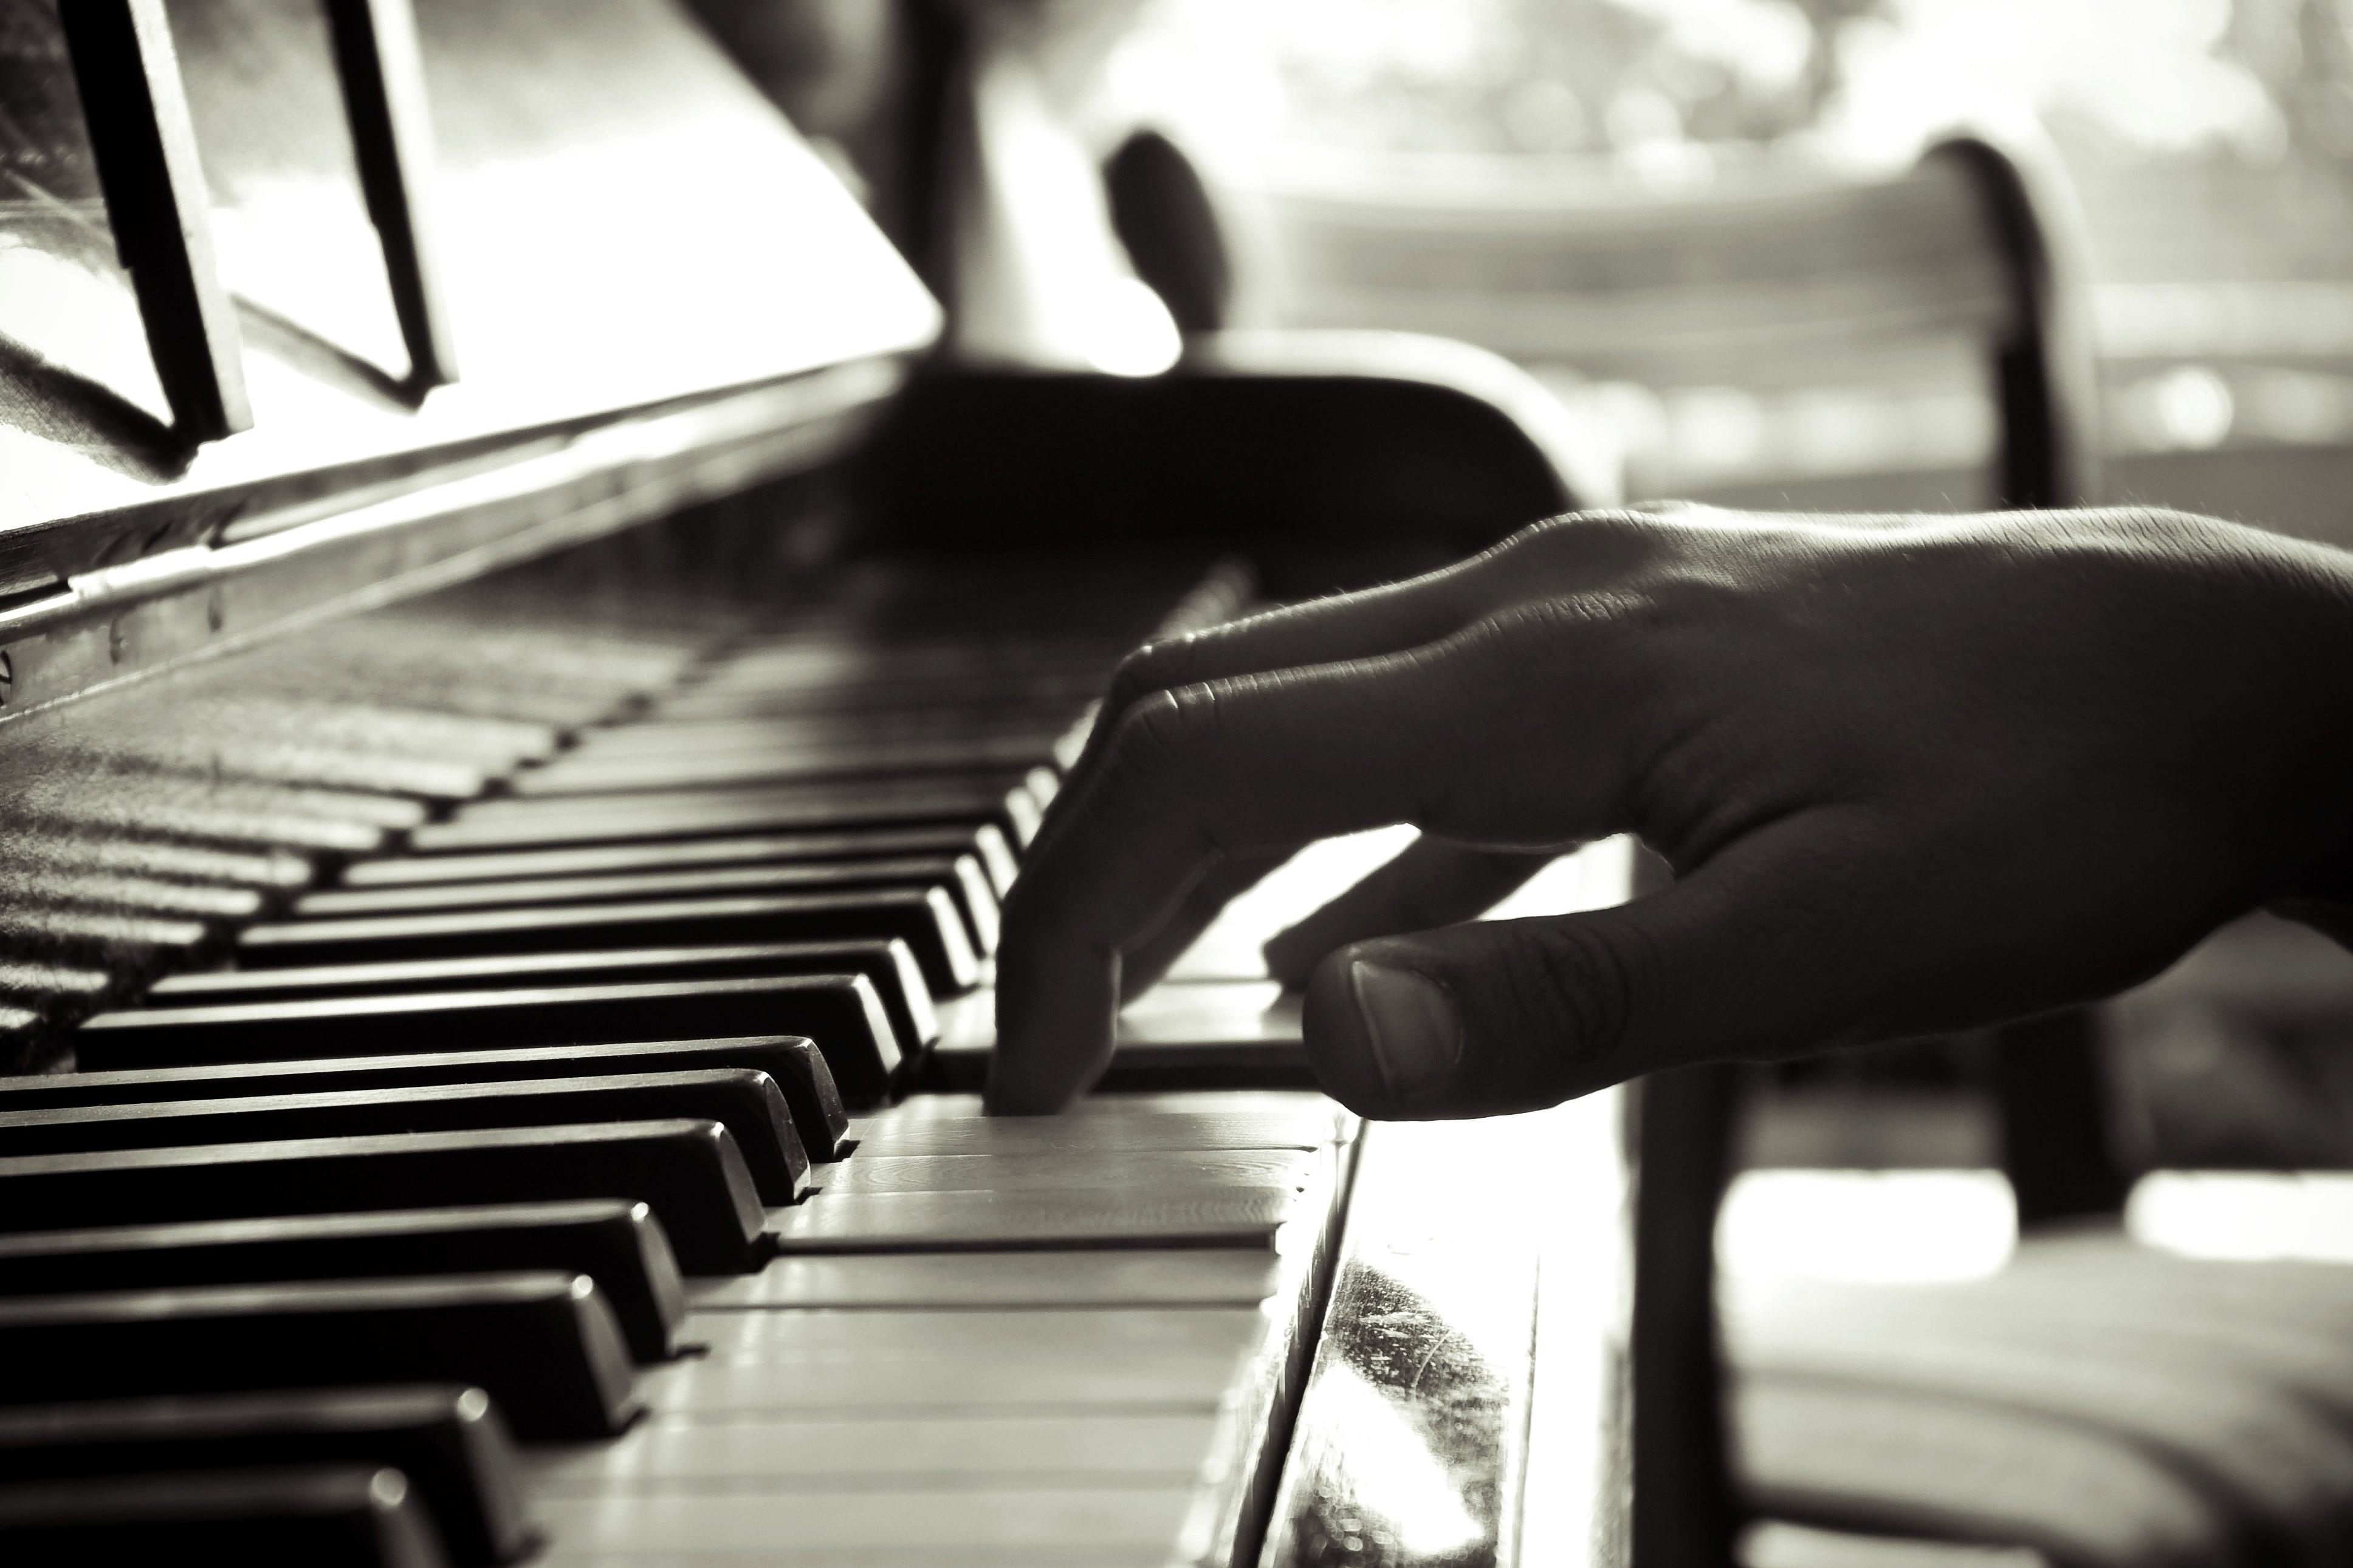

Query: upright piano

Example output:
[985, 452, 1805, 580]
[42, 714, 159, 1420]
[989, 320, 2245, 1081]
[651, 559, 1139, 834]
[0, 2, 1643, 1563]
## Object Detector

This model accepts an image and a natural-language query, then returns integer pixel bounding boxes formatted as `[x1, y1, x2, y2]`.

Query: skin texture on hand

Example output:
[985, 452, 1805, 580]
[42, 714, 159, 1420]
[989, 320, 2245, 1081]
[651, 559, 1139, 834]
[988, 506, 2353, 1118]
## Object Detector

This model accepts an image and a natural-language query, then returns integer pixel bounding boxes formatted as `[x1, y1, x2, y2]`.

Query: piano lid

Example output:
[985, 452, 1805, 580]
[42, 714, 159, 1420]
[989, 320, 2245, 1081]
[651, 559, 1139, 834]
[0, 0, 941, 592]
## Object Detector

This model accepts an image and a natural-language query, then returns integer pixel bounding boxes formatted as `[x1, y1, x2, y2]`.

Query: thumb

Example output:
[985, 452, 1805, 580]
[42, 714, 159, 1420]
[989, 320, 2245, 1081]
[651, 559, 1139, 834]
[1300, 828, 1869, 1119]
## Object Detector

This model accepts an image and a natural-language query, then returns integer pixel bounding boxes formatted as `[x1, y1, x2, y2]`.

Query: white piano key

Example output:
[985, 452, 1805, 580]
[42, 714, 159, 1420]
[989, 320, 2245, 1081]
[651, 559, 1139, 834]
[543, 1547, 1168, 1567]
[534, 1487, 1196, 1561]
[528, 1410, 1223, 1490]
[933, 982, 1304, 1055]
[636, 1341, 1254, 1412]
[818, 1148, 1322, 1195]
[685, 1248, 1285, 1309]
[849, 1109, 1342, 1159]
[766, 1185, 1311, 1253]
[865, 1089, 1342, 1125]
[680, 1306, 1268, 1360]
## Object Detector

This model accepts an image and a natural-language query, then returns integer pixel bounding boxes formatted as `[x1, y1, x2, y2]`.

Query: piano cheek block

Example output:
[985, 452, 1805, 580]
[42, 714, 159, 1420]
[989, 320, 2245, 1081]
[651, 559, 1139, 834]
[0, 1120, 772, 1275]
[0, 1272, 642, 1441]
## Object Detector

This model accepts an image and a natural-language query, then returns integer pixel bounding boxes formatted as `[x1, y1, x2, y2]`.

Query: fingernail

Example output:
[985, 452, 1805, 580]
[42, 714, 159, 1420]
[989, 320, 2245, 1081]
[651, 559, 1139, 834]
[1348, 960, 1462, 1099]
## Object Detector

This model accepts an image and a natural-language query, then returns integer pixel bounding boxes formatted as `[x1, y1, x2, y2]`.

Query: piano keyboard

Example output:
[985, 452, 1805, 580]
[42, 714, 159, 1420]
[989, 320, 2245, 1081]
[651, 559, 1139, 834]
[0, 556, 1374, 1566]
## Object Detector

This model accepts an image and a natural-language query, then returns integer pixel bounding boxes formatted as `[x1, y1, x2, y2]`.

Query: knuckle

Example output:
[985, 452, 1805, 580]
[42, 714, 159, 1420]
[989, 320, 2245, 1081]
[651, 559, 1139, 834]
[1449, 592, 1654, 674]
[1105, 684, 1217, 776]
[1103, 639, 1191, 715]
[1508, 508, 1663, 567]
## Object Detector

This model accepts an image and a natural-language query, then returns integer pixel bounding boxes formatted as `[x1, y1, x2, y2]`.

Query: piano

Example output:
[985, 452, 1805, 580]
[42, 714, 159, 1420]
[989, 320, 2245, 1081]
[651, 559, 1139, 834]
[0, 2, 1648, 1563]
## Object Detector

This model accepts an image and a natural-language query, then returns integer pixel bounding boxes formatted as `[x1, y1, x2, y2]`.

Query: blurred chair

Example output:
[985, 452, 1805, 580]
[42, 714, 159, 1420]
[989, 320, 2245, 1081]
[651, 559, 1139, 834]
[1245, 138, 2100, 509]
[1108, 125, 2353, 1568]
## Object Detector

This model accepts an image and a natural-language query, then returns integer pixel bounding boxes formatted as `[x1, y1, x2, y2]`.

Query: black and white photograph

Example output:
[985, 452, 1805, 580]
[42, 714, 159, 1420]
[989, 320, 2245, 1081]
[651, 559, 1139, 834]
[2, 1, 2352, 1564]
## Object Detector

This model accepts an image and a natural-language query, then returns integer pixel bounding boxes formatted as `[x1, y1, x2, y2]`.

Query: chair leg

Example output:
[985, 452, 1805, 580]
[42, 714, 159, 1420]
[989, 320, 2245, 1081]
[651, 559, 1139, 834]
[1992, 1010, 2131, 1228]
[1633, 1060, 1747, 1568]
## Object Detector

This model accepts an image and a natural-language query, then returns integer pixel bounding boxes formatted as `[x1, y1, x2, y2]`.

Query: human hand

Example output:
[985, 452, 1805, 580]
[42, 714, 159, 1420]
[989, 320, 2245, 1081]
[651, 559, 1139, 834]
[989, 506, 2353, 1117]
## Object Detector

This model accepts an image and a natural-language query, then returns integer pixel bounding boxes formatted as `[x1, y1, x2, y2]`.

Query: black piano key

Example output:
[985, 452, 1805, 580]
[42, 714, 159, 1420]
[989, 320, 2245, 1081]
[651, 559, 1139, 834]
[78, 974, 901, 1108]
[7, 1036, 851, 1163]
[0, 1201, 681, 1363]
[0, 1070, 809, 1203]
[0, 1273, 638, 1440]
[0, 1465, 448, 1567]
[0, 1387, 528, 1567]
[144, 937, 939, 1062]
[408, 775, 1048, 855]
[290, 855, 1001, 959]
[236, 889, 978, 996]
[0, 1121, 768, 1273]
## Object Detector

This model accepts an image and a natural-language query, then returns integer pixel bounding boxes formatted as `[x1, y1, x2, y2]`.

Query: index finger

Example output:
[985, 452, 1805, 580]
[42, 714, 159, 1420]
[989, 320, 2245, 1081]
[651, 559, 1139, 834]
[1069, 512, 1651, 783]
[989, 646, 1466, 1113]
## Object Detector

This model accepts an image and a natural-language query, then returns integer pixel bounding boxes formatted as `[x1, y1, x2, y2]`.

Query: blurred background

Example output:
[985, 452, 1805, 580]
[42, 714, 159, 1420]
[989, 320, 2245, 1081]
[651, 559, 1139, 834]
[1098, 0, 2353, 525]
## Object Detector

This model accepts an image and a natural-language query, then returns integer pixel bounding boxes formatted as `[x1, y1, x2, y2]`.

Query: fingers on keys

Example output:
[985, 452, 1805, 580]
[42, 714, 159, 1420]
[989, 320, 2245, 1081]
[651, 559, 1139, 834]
[992, 516, 1671, 1114]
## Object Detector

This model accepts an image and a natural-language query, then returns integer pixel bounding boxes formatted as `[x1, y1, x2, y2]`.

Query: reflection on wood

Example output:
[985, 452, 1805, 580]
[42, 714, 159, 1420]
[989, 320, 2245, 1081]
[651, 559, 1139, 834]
[1265, 1101, 1631, 1567]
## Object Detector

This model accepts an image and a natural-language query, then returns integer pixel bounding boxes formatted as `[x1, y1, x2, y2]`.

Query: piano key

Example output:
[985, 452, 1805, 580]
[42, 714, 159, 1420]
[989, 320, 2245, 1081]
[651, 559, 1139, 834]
[529, 1409, 1219, 1490]
[682, 1304, 1269, 1358]
[648, 666, 1108, 722]
[927, 981, 1318, 1093]
[0, 1121, 768, 1274]
[686, 1250, 1285, 1310]
[768, 1185, 1310, 1253]
[0, 907, 210, 965]
[818, 1148, 1323, 1195]
[0, 1387, 529, 1567]
[638, 1316, 1260, 1411]
[1, 869, 265, 920]
[235, 888, 980, 995]
[1, 832, 313, 891]
[337, 824, 1005, 888]
[7, 1036, 852, 1163]
[687, 635, 1119, 684]
[509, 731, 1059, 796]
[410, 775, 1046, 855]
[0, 1071, 811, 1202]
[533, 1487, 1194, 1567]
[291, 854, 977, 919]
[144, 939, 939, 1061]
[292, 855, 1003, 960]
[0, 1465, 449, 1567]
[77, 974, 904, 1106]
[0, 1273, 639, 1440]
[849, 1101, 1347, 1158]
[0, 1201, 683, 1361]
[563, 711, 1071, 761]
